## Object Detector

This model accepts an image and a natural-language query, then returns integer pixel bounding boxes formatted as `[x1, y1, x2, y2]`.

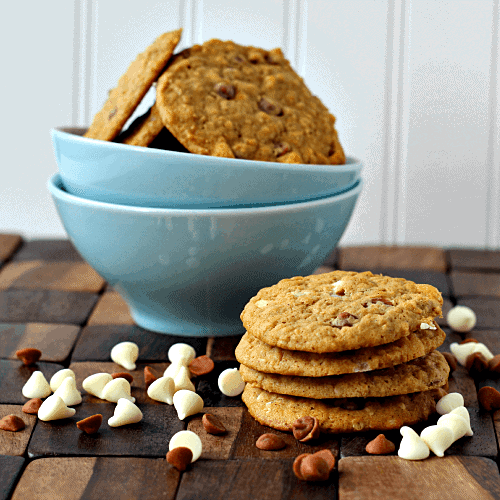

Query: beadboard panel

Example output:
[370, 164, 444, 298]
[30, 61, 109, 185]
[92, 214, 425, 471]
[1, 0, 499, 249]
[304, 0, 390, 245]
[403, 0, 495, 246]
[0, 1, 75, 239]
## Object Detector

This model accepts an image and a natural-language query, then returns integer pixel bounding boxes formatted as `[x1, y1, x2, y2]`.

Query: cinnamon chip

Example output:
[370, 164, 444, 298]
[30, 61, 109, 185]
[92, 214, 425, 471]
[465, 352, 489, 378]
[202, 413, 226, 435]
[366, 434, 396, 455]
[294, 453, 330, 482]
[488, 355, 500, 374]
[256, 433, 286, 451]
[188, 355, 215, 377]
[111, 372, 134, 383]
[442, 352, 458, 372]
[312, 449, 336, 471]
[292, 416, 320, 442]
[0, 415, 25, 432]
[460, 338, 478, 344]
[16, 348, 42, 366]
[144, 366, 157, 390]
[166, 446, 193, 471]
[76, 414, 103, 434]
[22, 398, 43, 415]
[478, 386, 500, 411]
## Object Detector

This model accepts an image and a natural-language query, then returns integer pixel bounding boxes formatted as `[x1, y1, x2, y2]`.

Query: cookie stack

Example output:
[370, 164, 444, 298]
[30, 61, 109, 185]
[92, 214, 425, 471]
[235, 270, 449, 434]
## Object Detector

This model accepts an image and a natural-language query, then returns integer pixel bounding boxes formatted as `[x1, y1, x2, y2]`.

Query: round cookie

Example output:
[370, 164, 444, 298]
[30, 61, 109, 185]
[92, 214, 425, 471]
[240, 271, 443, 353]
[117, 103, 164, 147]
[242, 385, 438, 434]
[85, 28, 182, 142]
[156, 39, 345, 164]
[240, 351, 449, 399]
[235, 326, 445, 377]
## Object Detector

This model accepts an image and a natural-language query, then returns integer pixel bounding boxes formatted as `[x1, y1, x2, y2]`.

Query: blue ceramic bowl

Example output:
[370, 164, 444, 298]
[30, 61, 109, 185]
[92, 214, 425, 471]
[51, 127, 362, 208]
[48, 174, 362, 336]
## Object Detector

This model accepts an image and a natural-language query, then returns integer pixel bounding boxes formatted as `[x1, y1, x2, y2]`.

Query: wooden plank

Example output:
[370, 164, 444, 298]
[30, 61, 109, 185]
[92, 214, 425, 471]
[457, 298, 500, 330]
[0, 455, 24, 500]
[11, 457, 179, 500]
[0, 360, 64, 404]
[187, 407, 244, 460]
[0, 323, 80, 363]
[0, 404, 37, 456]
[231, 407, 339, 460]
[86, 291, 134, 326]
[0, 261, 105, 293]
[448, 249, 500, 272]
[206, 336, 242, 361]
[70, 361, 171, 404]
[338, 246, 447, 272]
[450, 271, 500, 298]
[0, 289, 99, 325]
[71, 325, 207, 362]
[175, 459, 336, 500]
[0, 235, 22, 264]
[11, 239, 83, 262]
[338, 456, 500, 499]
[27, 402, 185, 458]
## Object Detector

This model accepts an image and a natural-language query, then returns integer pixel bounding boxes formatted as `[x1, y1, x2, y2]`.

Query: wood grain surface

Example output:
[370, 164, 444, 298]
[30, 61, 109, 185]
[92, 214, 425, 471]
[0, 323, 80, 363]
[11, 457, 180, 500]
[338, 456, 500, 499]
[1, 237, 500, 500]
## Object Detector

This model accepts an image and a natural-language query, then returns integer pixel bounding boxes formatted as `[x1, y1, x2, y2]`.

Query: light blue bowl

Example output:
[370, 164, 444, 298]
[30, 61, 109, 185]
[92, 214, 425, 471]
[48, 174, 362, 337]
[51, 127, 362, 208]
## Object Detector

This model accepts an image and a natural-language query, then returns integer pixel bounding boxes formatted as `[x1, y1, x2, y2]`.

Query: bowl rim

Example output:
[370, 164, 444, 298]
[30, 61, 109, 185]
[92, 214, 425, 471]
[48, 173, 363, 217]
[51, 126, 362, 174]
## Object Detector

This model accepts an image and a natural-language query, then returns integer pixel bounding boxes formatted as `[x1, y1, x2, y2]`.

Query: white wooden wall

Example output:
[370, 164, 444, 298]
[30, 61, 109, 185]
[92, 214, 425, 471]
[1, 0, 499, 249]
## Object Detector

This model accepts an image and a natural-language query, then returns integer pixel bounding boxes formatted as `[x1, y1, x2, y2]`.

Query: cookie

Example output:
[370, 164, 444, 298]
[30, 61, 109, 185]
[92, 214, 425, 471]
[155, 39, 345, 164]
[242, 385, 438, 434]
[117, 103, 164, 146]
[235, 326, 446, 377]
[84, 28, 182, 142]
[241, 271, 443, 353]
[240, 351, 449, 399]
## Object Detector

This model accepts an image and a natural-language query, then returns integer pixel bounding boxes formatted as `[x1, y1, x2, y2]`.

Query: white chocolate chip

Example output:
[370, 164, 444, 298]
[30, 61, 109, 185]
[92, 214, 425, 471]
[420, 322, 437, 330]
[218, 368, 245, 397]
[38, 395, 76, 421]
[449, 343, 477, 366]
[447, 305, 477, 332]
[110, 341, 139, 370]
[398, 426, 430, 460]
[436, 392, 464, 415]
[169, 430, 203, 462]
[173, 390, 204, 420]
[174, 366, 195, 392]
[420, 425, 454, 457]
[291, 290, 311, 297]
[49, 369, 76, 392]
[255, 300, 269, 309]
[437, 413, 469, 442]
[82, 373, 113, 399]
[147, 376, 175, 405]
[449, 406, 473, 436]
[53, 376, 82, 406]
[101, 378, 135, 403]
[167, 343, 196, 365]
[22, 371, 52, 399]
[108, 398, 143, 427]
[164, 360, 186, 380]
[472, 343, 494, 362]
[450, 342, 493, 366]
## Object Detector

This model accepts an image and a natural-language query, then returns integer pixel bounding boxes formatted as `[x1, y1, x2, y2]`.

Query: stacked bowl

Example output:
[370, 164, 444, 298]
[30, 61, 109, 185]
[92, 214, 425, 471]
[49, 127, 363, 337]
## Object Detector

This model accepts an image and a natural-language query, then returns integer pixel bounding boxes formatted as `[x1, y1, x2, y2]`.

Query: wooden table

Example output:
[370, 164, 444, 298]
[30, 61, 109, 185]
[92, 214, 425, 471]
[1, 234, 500, 499]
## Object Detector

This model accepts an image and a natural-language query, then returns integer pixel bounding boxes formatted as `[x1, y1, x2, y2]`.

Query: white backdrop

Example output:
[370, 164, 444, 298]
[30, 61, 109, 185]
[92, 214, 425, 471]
[1, 0, 498, 248]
